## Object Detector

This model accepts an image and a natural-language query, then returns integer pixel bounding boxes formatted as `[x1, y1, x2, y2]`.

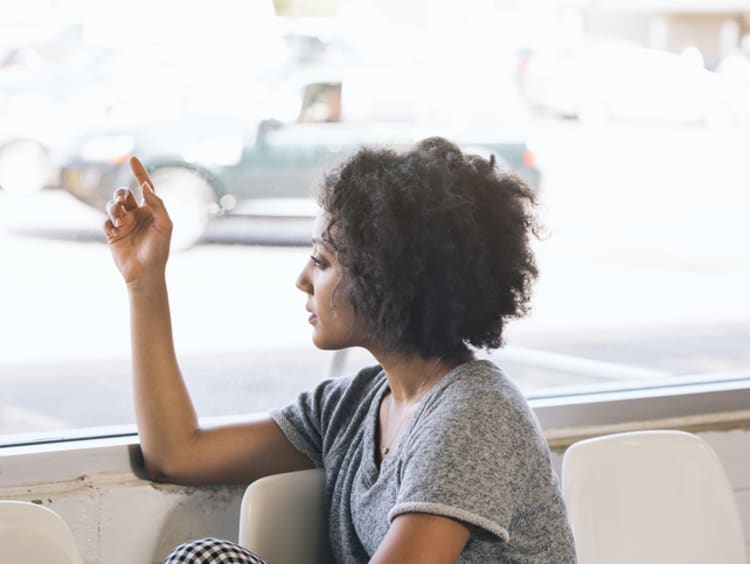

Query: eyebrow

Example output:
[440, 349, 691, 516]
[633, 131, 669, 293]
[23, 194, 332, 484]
[312, 237, 335, 250]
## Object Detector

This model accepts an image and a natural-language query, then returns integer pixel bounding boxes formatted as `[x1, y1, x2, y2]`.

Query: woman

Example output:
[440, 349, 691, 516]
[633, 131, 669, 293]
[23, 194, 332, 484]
[104, 137, 576, 563]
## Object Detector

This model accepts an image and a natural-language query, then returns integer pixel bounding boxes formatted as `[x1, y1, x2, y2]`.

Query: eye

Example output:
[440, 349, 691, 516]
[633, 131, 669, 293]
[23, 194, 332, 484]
[310, 255, 328, 269]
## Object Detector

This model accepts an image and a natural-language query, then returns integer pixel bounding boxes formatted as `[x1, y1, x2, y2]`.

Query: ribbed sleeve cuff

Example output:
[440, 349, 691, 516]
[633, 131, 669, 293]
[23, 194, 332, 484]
[388, 501, 510, 542]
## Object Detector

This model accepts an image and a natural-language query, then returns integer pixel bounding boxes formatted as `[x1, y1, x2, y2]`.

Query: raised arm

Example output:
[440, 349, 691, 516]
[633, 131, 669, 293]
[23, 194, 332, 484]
[104, 157, 313, 484]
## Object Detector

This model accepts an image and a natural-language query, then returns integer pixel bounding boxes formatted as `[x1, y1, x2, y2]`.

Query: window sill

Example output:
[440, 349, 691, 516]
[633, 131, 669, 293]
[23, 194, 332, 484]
[530, 370, 750, 449]
[2, 374, 749, 484]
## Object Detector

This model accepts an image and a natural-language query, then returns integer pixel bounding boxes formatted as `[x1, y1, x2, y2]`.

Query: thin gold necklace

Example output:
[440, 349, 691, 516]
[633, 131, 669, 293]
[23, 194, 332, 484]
[380, 355, 444, 457]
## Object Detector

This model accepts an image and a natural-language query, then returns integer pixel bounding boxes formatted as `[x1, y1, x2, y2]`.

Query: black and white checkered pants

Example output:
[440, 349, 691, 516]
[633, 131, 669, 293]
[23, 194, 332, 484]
[164, 537, 269, 564]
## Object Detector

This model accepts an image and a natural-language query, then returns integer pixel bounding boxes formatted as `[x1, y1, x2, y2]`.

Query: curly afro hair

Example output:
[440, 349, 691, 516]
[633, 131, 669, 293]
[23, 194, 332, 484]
[318, 136, 539, 359]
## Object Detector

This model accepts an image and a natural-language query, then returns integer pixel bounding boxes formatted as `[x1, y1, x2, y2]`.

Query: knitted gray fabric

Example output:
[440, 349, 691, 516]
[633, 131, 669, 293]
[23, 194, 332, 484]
[271, 360, 576, 563]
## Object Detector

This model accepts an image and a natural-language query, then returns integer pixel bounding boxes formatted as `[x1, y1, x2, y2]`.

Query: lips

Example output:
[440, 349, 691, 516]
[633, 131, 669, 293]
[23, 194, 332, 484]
[306, 303, 317, 324]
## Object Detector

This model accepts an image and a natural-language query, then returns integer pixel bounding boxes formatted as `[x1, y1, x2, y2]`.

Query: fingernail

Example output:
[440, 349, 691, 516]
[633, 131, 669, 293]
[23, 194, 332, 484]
[114, 217, 122, 227]
[142, 181, 152, 192]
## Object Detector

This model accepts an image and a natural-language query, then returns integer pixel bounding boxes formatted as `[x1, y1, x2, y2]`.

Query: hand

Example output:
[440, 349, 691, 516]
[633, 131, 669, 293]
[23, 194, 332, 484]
[104, 156, 173, 285]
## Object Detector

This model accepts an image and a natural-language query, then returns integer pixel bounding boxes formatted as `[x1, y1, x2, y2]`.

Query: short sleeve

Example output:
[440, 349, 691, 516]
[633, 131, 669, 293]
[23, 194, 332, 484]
[388, 366, 552, 544]
[270, 377, 347, 467]
[271, 365, 384, 468]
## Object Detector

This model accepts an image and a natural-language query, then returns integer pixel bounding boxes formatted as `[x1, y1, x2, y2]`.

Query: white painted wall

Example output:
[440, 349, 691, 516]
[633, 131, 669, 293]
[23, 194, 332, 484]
[2, 429, 750, 563]
[0, 439, 245, 564]
[1, 476, 244, 564]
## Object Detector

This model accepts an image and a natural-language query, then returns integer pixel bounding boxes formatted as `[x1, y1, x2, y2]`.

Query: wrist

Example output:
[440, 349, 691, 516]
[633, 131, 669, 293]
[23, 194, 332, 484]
[126, 274, 168, 297]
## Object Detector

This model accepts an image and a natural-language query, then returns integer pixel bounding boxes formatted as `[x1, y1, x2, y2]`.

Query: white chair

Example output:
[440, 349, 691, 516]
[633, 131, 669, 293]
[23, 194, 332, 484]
[0, 500, 84, 564]
[239, 468, 334, 564]
[561, 430, 747, 564]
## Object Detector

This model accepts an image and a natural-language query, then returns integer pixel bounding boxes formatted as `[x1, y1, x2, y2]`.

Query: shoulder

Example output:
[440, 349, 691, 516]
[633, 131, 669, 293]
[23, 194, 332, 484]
[414, 360, 545, 455]
[305, 363, 385, 429]
[272, 364, 383, 424]
[317, 363, 384, 405]
[304, 363, 382, 400]
[425, 360, 531, 421]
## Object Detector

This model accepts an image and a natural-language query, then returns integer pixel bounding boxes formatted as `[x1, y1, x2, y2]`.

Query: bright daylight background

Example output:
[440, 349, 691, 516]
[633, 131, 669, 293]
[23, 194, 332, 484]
[1, 0, 749, 442]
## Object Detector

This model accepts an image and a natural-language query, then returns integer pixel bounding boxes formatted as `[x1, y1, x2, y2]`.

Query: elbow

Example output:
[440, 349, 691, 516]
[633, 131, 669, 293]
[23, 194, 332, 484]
[142, 458, 172, 482]
[139, 446, 196, 484]
[138, 448, 174, 482]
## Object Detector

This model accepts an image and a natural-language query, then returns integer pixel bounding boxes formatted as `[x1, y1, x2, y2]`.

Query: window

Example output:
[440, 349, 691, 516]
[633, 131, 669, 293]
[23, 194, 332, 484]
[1, 0, 748, 444]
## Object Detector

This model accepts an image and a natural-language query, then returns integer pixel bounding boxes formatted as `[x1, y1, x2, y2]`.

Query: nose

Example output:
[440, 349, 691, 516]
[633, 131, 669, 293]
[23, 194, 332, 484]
[296, 260, 313, 294]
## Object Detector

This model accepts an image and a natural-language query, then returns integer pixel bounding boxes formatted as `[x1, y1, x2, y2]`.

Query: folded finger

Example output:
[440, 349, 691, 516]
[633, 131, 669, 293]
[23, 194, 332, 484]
[113, 186, 138, 211]
[106, 199, 128, 227]
[103, 218, 117, 239]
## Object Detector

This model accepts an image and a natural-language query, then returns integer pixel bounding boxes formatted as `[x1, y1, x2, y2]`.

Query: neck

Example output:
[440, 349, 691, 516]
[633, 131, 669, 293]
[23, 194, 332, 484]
[371, 349, 471, 404]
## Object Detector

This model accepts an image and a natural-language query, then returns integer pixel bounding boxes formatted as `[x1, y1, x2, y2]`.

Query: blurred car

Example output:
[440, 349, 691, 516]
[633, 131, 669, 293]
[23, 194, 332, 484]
[58, 106, 540, 249]
[0, 26, 113, 195]
[57, 57, 541, 250]
[518, 35, 724, 124]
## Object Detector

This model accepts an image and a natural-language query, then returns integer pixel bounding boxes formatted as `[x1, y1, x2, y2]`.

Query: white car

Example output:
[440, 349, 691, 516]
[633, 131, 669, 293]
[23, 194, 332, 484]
[519, 35, 724, 125]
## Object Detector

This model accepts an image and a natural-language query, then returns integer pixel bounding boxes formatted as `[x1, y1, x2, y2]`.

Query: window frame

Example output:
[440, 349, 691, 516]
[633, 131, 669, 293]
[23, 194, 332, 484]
[2, 373, 749, 484]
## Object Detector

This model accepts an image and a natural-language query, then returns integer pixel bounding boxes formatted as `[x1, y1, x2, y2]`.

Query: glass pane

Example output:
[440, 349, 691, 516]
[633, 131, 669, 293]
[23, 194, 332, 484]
[1, 0, 748, 443]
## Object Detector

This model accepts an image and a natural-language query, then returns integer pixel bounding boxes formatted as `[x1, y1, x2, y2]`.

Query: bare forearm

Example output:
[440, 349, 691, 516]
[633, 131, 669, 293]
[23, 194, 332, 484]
[106, 161, 313, 485]
[127, 276, 198, 477]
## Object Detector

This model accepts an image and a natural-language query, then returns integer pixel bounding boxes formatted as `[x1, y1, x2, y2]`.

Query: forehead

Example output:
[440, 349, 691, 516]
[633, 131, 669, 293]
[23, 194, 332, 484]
[311, 211, 338, 253]
[312, 211, 328, 240]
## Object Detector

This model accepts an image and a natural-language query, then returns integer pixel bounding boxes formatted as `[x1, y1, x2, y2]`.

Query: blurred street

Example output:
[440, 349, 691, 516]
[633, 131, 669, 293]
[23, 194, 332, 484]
[1, 116, 749, 436]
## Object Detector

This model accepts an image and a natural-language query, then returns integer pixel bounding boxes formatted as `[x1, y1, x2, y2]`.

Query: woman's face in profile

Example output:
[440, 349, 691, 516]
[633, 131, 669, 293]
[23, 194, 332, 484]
[296, 212, 362, 351]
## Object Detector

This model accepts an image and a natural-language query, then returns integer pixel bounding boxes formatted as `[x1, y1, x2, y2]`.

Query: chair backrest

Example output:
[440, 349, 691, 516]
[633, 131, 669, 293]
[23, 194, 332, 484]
[239, 468, 334, 564]
[0, 500, 84, 564]
[562, 430, 747, 564]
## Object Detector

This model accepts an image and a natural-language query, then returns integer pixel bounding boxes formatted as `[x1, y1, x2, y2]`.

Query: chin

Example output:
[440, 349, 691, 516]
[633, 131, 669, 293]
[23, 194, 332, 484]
[312, 338, 341, 351]
[311, 332, 333, 350]
[311, 331, 352, 351]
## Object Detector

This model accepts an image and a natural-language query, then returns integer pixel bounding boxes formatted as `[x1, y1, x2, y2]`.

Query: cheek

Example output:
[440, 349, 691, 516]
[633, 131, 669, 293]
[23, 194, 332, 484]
[330, 280, 355, 319]
[316, 268, 342, 304]
[319, 276, 355, 322]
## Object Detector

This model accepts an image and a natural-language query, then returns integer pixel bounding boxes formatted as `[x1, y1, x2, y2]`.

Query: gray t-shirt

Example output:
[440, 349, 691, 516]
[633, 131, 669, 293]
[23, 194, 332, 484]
[271, 359, 576, 563]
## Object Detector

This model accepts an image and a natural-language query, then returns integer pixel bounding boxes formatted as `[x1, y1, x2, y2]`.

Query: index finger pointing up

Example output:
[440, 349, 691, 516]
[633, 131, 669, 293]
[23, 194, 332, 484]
[129, 156, 154, 191]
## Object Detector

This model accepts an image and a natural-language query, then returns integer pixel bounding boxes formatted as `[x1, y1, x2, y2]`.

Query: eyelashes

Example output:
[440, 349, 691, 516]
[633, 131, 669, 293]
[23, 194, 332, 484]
[310, 255, 328, 269]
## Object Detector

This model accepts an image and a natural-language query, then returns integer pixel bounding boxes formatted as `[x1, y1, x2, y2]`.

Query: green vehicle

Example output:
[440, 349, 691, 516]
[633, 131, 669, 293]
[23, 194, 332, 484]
[60, 89, 540, 249]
